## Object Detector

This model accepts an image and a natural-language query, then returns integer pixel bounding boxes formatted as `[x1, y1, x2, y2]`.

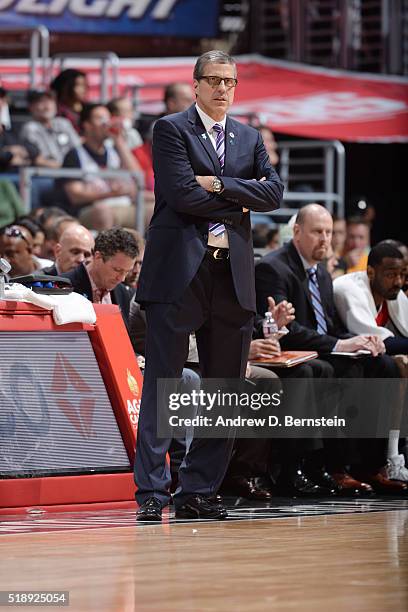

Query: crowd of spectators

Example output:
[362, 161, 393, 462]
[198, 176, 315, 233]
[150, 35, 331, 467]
[1, 70, 407, 502]
[0, 73, 196, 234]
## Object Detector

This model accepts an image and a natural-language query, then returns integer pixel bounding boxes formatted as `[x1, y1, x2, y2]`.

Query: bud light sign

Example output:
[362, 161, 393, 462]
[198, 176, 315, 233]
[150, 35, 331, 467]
[0, 0, 220, 37]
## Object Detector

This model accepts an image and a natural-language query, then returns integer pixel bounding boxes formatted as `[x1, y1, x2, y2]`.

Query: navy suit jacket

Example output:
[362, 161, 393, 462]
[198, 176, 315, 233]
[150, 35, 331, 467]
[62, 262, 134, 329]
[136, 104, 284, 312]
[255, 241, 351, 354]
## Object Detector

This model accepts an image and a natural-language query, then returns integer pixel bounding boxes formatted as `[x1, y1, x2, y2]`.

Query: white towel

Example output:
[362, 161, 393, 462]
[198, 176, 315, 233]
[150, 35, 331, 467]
[3, 285, 96, 325]
[4, 284, 56, 309]
[52, 293, 96, 325]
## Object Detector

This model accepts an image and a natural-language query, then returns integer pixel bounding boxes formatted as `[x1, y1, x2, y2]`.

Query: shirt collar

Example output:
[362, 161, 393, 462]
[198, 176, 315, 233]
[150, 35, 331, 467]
[195, 103, 227, 133]
[294, 245, 316, 273]
[85, 264, 107, 302]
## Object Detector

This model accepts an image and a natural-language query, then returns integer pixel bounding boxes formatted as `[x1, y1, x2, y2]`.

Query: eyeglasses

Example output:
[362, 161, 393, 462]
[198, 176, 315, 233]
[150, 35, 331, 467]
[4, 226, 30, 246]
[199, 76, 238, 89]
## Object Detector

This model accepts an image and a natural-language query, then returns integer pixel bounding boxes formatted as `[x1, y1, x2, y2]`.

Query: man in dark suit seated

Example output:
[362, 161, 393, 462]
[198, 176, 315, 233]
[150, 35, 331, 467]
[221, 321, 339, 500]
[255, 204, 407, 495]
[62, 227, 138, 329]
[223, 307, 342, 499]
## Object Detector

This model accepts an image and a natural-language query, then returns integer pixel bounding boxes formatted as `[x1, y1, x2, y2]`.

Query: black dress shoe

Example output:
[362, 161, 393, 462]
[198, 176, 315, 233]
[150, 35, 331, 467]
[175, 495, 228, 520]
[221, 476, 272, 501]
[306, 469, 339, 495]
[136, 497, 163, 521]
[208, 494, 224, 508]
[277, 468, 336, 498]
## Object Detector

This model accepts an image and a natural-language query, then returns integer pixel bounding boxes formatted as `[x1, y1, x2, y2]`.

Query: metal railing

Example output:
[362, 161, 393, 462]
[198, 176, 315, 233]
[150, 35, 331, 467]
[49, 52, 120, 102]
[0, 26, 50, 89]
[250, 138, 345, 225]
[19, 167, 145, 234]
[263, 191, 344, 223]
[278, 139, 345, 218]
[123, 82, 177, 118]
[252, 0, 407, 75]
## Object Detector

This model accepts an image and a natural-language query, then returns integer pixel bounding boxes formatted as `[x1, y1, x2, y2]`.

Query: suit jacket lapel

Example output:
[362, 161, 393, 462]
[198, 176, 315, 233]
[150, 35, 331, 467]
[78, 263, 93, 301]
[287, 242, 315, 313]
[187, 105, 221, 175]
[111, 287, 118, 306]
[223, 117, 238, 178]
[301, 269, 316, 317]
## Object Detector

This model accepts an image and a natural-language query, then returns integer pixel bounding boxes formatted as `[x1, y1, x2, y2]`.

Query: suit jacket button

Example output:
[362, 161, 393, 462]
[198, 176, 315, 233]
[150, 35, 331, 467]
[203, 233, 208, 240]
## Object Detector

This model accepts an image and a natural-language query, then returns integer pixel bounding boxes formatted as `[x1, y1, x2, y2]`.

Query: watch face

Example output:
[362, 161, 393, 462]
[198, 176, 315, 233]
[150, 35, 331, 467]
[213, 178, 222, 192]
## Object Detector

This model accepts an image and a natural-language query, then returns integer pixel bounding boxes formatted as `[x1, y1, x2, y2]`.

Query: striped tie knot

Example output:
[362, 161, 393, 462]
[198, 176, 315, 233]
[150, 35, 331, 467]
[213, 123, 225, 173]
[307, 267, 317, 281]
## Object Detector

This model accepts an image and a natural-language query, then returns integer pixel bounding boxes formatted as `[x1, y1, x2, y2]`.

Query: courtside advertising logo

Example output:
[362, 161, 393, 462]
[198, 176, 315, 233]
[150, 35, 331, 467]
[126, 369, 140, 427]
[51, 353, 96, 439]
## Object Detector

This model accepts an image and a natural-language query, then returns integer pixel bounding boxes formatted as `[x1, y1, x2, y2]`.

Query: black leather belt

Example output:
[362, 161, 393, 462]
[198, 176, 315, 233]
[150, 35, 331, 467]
[206, 246, 230, 260]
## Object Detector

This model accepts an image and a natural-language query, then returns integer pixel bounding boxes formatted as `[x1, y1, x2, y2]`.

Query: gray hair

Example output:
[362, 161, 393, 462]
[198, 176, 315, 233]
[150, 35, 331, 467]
[193, 50, 236, 80]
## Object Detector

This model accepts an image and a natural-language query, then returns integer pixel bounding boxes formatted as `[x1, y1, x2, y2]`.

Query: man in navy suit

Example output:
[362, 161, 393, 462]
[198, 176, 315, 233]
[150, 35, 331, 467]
[134, 50, 284, 521]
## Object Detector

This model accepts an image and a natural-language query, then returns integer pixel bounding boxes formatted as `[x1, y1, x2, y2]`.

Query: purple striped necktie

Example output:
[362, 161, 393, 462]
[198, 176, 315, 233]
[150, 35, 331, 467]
[307, 267, 328, 334]
[209, 123, 226, 238]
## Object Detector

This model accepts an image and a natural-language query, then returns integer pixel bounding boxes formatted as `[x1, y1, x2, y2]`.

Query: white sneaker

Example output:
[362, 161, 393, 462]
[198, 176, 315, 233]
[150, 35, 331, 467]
[386, 454, 408, 481]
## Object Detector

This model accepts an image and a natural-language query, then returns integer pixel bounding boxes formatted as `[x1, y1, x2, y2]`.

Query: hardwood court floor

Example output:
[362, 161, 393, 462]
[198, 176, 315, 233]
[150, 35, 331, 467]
[0, 502, 407, 612]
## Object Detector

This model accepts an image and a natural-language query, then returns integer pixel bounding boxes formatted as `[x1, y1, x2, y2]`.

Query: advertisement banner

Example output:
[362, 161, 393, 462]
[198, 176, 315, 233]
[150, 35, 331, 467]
[1, 55, 406, 142]
[0, 0, 219, 37]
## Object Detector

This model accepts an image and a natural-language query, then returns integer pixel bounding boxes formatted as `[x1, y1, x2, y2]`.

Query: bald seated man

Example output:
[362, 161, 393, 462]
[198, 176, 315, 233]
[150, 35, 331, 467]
[43, 224, 94, 275]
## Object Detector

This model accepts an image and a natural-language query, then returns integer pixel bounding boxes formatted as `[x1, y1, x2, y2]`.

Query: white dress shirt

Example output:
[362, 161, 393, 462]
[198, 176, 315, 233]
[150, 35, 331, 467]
[195, 103, 229, 248]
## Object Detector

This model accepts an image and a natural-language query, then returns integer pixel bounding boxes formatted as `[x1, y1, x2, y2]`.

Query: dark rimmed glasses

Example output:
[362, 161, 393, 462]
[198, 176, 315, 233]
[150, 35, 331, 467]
[199, 76, 238, 89]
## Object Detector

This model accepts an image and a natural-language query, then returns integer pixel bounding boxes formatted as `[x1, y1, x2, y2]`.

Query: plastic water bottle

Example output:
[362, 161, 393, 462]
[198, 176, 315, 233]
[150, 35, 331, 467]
[262, 311, 279, 340]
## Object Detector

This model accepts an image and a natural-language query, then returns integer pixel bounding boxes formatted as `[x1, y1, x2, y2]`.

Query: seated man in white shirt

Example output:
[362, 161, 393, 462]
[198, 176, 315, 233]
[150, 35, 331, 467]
[333, 241, 408, 481]
[333, 242, 408, 356]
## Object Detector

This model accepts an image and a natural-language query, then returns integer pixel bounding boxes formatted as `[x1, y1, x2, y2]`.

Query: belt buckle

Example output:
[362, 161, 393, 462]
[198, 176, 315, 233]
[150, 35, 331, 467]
[213, 248, 228, 260]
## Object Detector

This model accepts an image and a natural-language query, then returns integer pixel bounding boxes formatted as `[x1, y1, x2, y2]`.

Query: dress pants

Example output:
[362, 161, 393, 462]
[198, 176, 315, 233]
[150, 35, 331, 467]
[168, 368, 201, 492]
[321, 353, 400, 471]
[224, 359, 332, 482]
[134, 252, 254, 507]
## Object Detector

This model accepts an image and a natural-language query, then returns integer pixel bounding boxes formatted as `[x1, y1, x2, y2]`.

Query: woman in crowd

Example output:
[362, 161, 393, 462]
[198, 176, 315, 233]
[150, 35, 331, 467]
[51, 69, 88, 133]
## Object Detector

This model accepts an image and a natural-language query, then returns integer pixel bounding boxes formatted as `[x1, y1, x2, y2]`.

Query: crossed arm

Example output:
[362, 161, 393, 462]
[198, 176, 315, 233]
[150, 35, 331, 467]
[153, 119, 283, 219]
